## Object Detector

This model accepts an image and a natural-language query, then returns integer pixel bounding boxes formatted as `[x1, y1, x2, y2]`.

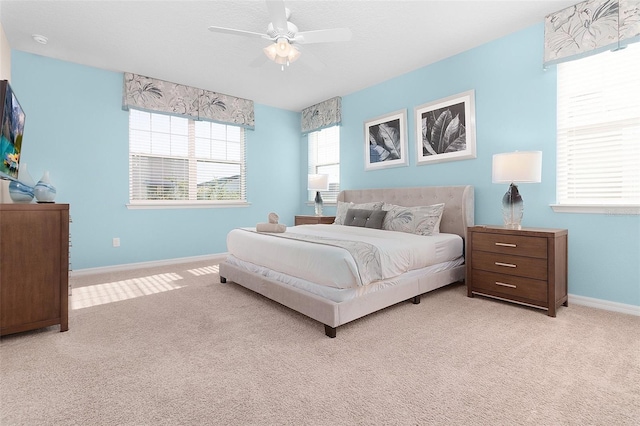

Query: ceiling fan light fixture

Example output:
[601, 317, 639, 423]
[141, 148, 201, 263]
[275, 37, 291, 57]
[274, 56, 288, 65]
[263, 44, 278, 61]
[264, 39, 300, 67]
[287, 46, 301, 63]
[208, 1, 351, 71]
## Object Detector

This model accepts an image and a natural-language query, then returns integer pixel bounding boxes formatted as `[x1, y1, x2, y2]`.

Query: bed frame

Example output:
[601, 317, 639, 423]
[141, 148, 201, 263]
[219, 185, 474, 338]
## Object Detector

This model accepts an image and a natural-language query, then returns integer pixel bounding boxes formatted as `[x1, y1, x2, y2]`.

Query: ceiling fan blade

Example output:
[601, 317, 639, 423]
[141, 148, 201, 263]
[294, 28, 352, 44]
[266, 0, 288, 33]
[208, 26, 267, 39]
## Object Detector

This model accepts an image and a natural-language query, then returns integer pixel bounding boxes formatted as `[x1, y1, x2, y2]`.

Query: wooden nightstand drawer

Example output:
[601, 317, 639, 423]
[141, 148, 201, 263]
[471, 270, 547, 304]
[471, 232, 547, 258]
[472, 251, 547, 281]
[295, 215, 336, 226]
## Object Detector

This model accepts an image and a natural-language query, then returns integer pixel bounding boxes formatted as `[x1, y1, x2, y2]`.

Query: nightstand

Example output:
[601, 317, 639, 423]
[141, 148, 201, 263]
[295, 215, 336, 226]
[466, 225, 568, 317]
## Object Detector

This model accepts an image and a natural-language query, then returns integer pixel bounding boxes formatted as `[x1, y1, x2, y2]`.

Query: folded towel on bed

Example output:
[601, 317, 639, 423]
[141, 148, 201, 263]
[256, 223, 287, 233]
[256, 212, 286, 232]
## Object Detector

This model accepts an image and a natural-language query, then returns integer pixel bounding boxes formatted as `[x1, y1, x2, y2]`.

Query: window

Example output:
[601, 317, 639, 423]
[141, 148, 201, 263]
[308, 126, 340, 203]
[128, 109, 246, 207]
[555, 43, 640, 214]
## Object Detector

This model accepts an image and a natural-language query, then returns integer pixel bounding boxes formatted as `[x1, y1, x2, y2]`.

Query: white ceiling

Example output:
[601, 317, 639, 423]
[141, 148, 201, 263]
[0, 0, 576, 111]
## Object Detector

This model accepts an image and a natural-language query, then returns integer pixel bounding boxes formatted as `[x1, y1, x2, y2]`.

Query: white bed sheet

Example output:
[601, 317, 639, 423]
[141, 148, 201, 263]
[226, 224, 463, 289]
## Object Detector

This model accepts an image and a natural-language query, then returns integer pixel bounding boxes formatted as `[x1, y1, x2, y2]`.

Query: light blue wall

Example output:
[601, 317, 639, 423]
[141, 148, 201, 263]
[337, 23, 639, 307]
[11, 51, 301, 270]
[11, 22, 639, 307]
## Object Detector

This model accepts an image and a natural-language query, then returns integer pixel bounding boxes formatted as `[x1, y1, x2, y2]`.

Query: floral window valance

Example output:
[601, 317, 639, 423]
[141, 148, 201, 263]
[301, 97, 342, 134]
[122, 73, 255, 129]
[544, 0, 640, 67]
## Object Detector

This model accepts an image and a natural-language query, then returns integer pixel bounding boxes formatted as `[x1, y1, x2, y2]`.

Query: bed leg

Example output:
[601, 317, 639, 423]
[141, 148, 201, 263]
[411, 295, 421, 304]
[324, 325, 336, 338]
[220, 276, 227, 283]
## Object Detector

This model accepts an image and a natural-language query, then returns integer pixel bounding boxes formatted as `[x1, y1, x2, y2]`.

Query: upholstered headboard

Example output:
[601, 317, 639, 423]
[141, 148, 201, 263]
[337, 185, 474, 240]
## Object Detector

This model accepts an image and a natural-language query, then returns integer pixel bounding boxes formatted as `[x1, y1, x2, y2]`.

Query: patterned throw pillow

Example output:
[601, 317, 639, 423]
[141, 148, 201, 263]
[334, 201, 384, 225]
[382, 203, 445, 236]
[334, 201, 353, 225]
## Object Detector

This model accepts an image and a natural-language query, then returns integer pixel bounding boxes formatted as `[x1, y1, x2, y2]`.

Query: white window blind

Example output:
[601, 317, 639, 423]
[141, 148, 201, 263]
[129, 109, 246, 205]
[308, 125, 340, 203]
[556, 42, 640, 213]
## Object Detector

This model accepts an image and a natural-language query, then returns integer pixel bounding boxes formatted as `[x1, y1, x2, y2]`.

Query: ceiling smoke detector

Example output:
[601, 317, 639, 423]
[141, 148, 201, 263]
[32, 34, 48, 45]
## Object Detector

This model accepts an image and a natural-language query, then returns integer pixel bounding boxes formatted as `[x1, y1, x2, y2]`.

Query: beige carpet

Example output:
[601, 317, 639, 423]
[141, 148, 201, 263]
[1, 260, 639, 425]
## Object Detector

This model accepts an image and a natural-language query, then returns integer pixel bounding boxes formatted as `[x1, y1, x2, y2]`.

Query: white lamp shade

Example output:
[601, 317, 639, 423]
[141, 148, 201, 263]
[308, 174, 329, 191]
[492, 151, 542, 183]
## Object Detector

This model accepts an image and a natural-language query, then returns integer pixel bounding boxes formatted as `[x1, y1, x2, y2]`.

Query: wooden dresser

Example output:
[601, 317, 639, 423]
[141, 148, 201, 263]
[294, 215, 336, 225]
[0, 203, 70, 336]
[466, 225, 568, 317]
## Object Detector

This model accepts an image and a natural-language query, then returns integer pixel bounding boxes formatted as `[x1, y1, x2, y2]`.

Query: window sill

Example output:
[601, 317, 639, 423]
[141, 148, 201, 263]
[305, 201, 337, 206]
[550, 204, 640, 215]
[126, 201, 251, 210]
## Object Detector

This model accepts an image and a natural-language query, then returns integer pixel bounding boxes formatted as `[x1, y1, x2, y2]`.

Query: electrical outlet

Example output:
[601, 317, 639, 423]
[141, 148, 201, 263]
[112, 237, 120, 247]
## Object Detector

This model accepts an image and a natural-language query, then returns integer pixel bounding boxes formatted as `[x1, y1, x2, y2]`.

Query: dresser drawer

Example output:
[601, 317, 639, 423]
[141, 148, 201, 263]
[471, 232, 547, 258]
[472, 251, 547, 281]
[471, 270, 548, 304]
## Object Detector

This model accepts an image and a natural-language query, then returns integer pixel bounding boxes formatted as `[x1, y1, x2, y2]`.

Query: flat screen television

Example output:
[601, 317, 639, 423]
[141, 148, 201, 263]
[0, 80, 26, 181]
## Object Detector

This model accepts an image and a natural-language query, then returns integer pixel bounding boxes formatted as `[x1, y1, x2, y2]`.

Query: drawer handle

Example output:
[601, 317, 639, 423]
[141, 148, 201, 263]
[496, 281, 517, 288]
[495, 261, 517, 268]
[495, 242, 517, 247]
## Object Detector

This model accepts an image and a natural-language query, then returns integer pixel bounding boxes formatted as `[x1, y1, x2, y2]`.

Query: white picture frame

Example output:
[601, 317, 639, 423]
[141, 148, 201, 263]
[415, 90, 476, 165]
[364, 109, 409, 171]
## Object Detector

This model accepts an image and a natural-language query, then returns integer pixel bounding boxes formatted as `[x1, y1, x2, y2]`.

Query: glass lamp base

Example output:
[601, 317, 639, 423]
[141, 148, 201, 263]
[502, 183, 523, 230]
[503, 222, 522, 230]
[314, 191, 323, 216]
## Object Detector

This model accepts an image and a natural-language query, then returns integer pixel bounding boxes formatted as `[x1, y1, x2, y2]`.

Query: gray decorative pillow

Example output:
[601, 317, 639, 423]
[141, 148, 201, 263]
[334, 201, 384, 225]
[343, 209, 387, 229]
[382, 203, 445, 236]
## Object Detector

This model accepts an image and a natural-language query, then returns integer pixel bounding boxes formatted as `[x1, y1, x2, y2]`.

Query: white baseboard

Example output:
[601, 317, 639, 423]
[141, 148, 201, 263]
[70, 259, 640, 317]
[569, 293, 640, 316]
[70, 253, 228, 277]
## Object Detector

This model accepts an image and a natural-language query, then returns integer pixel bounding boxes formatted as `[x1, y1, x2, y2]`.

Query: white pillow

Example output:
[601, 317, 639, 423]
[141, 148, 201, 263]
[382, 203, 445, 236]
[334, 201, 383, 225]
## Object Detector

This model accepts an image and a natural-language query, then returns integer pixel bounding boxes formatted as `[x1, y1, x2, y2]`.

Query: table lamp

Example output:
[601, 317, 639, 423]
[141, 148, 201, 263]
[492, 151, 542, 229]
[307, 174, 329, 216]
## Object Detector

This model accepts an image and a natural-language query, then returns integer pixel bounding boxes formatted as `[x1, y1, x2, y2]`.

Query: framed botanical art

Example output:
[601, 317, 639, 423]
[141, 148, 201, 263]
[364, 109, 408, 170]
[415, 90, 476, 165]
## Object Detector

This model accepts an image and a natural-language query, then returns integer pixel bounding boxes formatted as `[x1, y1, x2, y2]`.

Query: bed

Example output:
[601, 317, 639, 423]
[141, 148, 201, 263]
[219, 185, 474, 337]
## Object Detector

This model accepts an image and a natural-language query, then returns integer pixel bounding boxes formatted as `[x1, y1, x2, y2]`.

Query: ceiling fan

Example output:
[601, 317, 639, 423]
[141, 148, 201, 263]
[207, 0, 352, 70]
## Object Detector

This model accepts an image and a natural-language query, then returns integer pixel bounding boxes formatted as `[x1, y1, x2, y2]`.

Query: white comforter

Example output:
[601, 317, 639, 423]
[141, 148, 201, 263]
[226, 224, 462, 290]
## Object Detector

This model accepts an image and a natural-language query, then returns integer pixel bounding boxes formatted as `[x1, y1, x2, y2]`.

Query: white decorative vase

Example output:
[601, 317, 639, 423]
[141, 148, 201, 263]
[8, 163, 36, 203]
[34, 171, 57, 203]
[18, 162, 36, 187]
[8, 180, 34, 203]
